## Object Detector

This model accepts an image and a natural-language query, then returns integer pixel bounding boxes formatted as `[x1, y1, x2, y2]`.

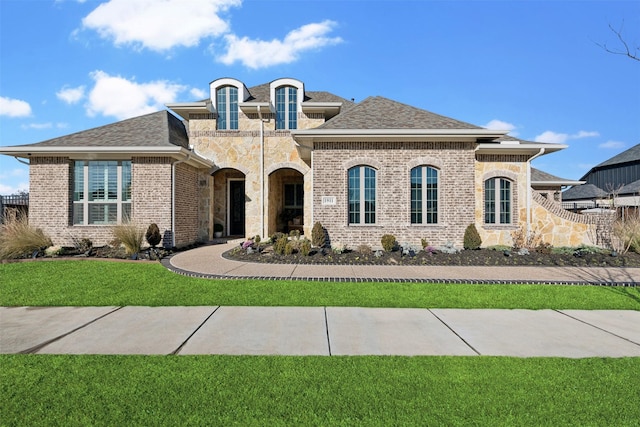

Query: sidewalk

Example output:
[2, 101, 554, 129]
[2, 306, 639, 357]
[165, 241, 640, 285]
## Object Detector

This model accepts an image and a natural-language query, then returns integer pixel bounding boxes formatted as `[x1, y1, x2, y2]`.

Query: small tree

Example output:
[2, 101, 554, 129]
[463, 224, 482, 250]
[145, 223, 162, 248]
[381, 234, 397, 252]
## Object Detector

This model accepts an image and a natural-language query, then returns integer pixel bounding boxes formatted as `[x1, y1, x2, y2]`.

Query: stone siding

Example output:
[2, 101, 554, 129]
[312, 141, 476, 248]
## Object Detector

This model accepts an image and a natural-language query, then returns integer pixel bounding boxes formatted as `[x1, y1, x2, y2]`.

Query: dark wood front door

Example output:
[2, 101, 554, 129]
[229, 180, 245, 236]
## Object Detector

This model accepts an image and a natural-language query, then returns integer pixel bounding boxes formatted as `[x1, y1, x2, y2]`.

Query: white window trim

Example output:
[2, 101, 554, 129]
[348, 166, 377, 225]
[216, 86, 238, 130]
[73, 160, 131, 226]
[411, 166, 439, 225]
[485, 177, 512, 224]
[275, 86, 298, 130]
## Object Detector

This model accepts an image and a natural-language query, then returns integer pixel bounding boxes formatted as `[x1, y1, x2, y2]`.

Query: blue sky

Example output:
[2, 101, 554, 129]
[1, 0, 638, 195]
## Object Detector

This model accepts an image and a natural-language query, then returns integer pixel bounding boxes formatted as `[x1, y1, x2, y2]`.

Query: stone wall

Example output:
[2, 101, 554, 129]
[312, 141, 476, 248]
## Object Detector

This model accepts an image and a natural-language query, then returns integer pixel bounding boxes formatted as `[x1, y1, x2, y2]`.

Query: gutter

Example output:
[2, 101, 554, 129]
[526, 148, 546, 238]
[171, 150, 192, 248]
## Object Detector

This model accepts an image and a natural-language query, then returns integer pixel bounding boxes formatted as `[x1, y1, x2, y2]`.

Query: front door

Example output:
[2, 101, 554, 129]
[229, 180, 245, 236]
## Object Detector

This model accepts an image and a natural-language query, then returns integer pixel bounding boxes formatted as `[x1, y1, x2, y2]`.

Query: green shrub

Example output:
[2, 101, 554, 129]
[254, 235, 261, 244]
[358, 244, 373, 255]
[0, 213, 52, 259]
[463, 223, 482, 250]
[421, 238, 429, 249]
[284, 241, 294, 255]
[381, 234, 397, 252]
[289, 229, 300, 239]
[145, 223, 162, 248]
[113, 222, 144, 256]
[299, 238, 312, 256]
[271, 232, 285, 243]
[273, 236, 289, 255]
[311, 221, 326, 248]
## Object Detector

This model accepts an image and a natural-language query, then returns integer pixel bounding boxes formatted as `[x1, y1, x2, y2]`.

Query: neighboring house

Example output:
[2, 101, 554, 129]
[530, 168, 584, 205]
[0, 193, 29, 223]
[0, 77, 606, 249]
[563, 143, 640, 209]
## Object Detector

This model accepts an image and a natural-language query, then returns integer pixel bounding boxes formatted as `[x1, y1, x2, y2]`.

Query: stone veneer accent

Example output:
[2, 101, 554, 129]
[313, 141, 476, 248]
[190, 111, 317, 238]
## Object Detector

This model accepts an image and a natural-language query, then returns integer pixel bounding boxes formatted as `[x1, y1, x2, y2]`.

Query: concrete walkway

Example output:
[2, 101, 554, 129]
[166, 241, 640, 285]
[2, 306, 639, 357]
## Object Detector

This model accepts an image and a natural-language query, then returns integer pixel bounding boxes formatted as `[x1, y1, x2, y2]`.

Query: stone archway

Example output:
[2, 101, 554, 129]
[268, 168, 304, 236]
[212, 168, 246, 236]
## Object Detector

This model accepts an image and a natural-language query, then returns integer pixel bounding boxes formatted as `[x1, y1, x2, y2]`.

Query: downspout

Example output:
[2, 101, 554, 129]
[526, 148, 545, 238]
[171, 150, 192, 248]
[258, 105, 266, 239]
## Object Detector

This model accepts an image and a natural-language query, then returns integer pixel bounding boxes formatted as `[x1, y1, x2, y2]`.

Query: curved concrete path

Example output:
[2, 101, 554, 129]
[166, 241, 640, 285]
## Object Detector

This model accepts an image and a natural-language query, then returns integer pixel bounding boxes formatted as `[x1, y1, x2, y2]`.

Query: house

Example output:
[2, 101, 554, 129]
[0, 77, 605, 249]
[563, 143, 640, 210]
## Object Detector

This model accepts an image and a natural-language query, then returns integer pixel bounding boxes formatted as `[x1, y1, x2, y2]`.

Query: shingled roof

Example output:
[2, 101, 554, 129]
[245, 83, 355, 106]
[318, 96, 482, 130]
[595, 143, 640, 168]
[8, 110, 189, 149]
[531, 168, 583, 186]
[562, 183, 608, 201]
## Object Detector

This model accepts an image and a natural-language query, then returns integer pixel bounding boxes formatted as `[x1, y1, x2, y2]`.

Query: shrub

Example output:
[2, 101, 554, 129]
[511, 227, 542, 250]
[273, 236, 289, 255]
[331, 242, 346, 254]
[463, 223, 482, 250]
[612, 214, 640, 254]
[421, 238, 429, 249]
[299, 238, 312, 256]
[271, 232, 285, 243]
[357, 244, 373, 255]
[145, 223, 162, 248]
[289, 229, 300, 239]
[381, 234, 397, 252]
[0, 214, 52, 259]
[311, 222, 326, 248]
[254, 235, 261, 244]
[438, 241, 460, 254]
[535, 242, 553, 254]
[113, 222, 144, 256]
[284, 241, 294, 255]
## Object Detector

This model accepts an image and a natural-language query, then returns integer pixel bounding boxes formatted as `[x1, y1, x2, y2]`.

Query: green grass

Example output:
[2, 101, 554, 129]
[2, 355, 639, 426]
[1, 260, 639, 309]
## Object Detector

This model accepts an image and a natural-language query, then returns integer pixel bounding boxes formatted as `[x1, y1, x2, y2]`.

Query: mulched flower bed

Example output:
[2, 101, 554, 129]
[224, 245, 640, 267]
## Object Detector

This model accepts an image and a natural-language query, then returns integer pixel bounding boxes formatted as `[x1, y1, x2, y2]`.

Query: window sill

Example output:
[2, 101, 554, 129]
[482, 224, 518, 231]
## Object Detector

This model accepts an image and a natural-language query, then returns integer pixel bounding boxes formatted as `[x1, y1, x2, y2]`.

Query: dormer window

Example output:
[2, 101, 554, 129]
[275, 86, 297, 130]
[216, 85, 238, 130]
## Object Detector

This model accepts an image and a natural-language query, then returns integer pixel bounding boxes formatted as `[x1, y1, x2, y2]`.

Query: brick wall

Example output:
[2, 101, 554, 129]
[312, 141, 476, 248]
[174, 162, 200, 246]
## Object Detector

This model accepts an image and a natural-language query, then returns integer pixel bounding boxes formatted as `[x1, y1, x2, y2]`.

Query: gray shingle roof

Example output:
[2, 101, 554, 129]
[244, 83, 354, 106]
[318, 96, 483, 130]
[595, 143, 640, 168]
[562, 183, 608, 200]
[531, 168, 576, 183]
[9, 111, 188, 149]
[619, 179, 640, 195]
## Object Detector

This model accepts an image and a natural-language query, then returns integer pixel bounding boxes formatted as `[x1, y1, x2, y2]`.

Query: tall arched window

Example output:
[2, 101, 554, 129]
[275, 86, 297, 130]
[484, 177, 512, 224]
[348, 166, 376, 224]
[216, 86, 238, 130]
[411, 166, 439, 224]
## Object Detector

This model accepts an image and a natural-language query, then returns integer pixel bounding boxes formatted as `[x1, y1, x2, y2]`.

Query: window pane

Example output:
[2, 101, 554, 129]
[88, 203, 117, 225]
[500, 179, 511, 224]
[72, 202, 84, 225]
[364, 167, 376, 224]
[425, 167, 438, 224]
[217, 88, 227, 129]
[229, 87, 238, 130]
[122, 203, 131, 222]
[276, 87, 286, 129]
[410, 167, 422, 224]
[288, 87, 297, 129]
[122, 161, 131, 201]
[484, 179, 495, 223]
[89, 161, 117, 201]
[74, 161, 85, 201]
[348, 168, 360, 224]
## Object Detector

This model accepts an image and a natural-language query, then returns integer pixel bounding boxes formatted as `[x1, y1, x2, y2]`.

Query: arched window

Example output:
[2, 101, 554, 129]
[275, 86, 297, 130]
[348, 166, 376, 224]
[484, 177, 512, 224]
[216, 86, 238, 130]
[411, 166, 438, 224]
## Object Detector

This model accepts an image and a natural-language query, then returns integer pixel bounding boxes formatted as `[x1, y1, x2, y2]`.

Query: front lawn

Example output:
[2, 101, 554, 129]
[2, 355, 639, 426]
[1, 260, 639, 309]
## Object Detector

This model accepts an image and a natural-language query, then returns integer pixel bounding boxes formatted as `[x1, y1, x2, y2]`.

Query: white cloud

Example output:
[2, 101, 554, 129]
[218, 20, 343, 69]
[0, 182, 29, 196]
[21, 122, 53, 130]
[190, 88, 207, 100]
[534, 130, 600, 144]
[57, 85, 86, 104]
[484, 119, 516, 132]
[82, 0, 240, 52]
[86, 70, 187, 119]
[0, 96, 32, 118]
[599, 140, 626, 149]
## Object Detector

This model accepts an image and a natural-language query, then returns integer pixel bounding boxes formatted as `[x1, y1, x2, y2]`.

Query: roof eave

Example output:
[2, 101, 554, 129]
[0, 146, 213, 168]
[239, 102, 270, 114]
[532, 180, 586, 187]
[165, 102, 213, 121]
[476, 142, 567, 155]
[292, 129, 509, 145]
